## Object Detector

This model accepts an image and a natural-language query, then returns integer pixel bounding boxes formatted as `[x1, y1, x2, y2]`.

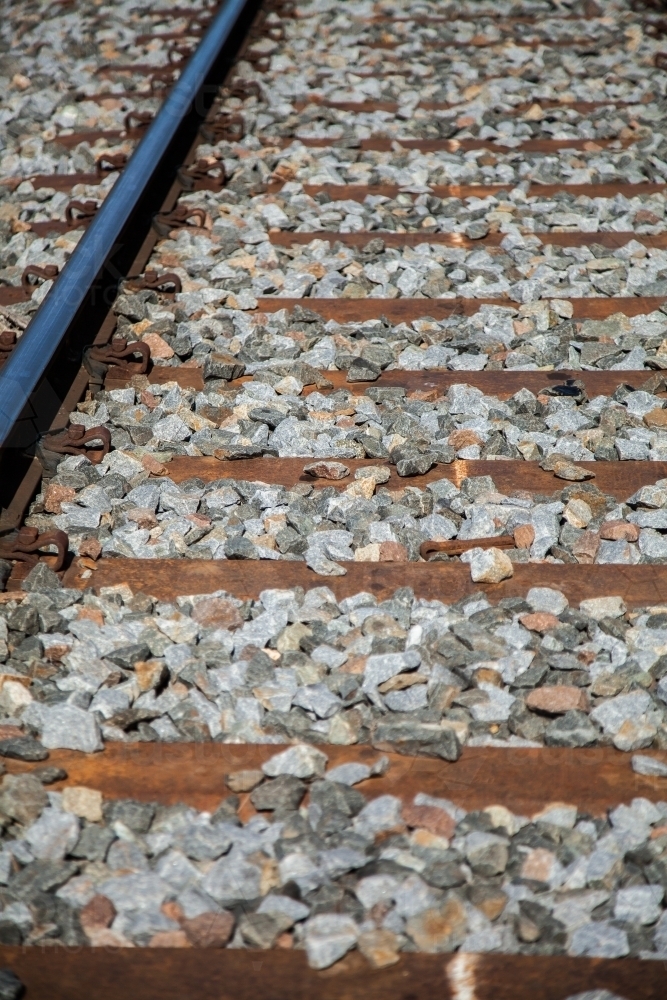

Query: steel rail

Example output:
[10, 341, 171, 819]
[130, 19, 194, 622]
[0, 0, 257, 453]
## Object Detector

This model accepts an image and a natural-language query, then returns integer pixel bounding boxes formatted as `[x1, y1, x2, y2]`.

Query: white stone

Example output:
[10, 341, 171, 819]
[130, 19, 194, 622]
[353, 795, 402, 838]
[526, 587, 568, 615]
[632, 755, 667, 777]
[579, 596, 626, 620]
[25, 809, 79, 861]
[304, 914, 359, 969]
[569, 922, 629, 958]
[613, 718, 657, 752]
[354, 875, 399, 910]
[467, 547, 513, 584]
[325, 763, 372, 786]
[590, 691, 651, 735]
[533, 803, 578, 829]
[262, 744, 328, 779]
[614, 885, 664, 925]
[39, 704, 103, 753]
[0, 680, 32, 715]
[563, 498, 592, 528]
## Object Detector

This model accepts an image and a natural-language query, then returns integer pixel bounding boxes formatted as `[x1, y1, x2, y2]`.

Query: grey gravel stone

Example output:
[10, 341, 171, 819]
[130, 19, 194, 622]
[305, 914, 359, 969]
[544, 712, 599, 748]
[0, 738, 48, 762]
[0, 971, 23, 1000]
[37, 705, 103, 753]
[262, 745, 328, 779]
[565, 993, 630, 1000]
[632, 755, 667, 777]
[250, 775, 307, 812]
[569, 922, 630, 958]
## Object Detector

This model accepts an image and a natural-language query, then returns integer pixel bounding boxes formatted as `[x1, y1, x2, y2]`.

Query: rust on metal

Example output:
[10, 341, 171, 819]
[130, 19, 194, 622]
[149, 66, 179, 92]
[421, 536, 516, 560]
[168, 42, 194, 63]
[64, 199, 99, 227]
[124, 110, 154, 132]
[200, 111, 245, 143]
[226, 76, 261, 99]
[177, 156, 226, 191]
[152, 204, 209, 236]
[0, 266, 58, 306]
[126, 269, 182, 294]
[0, 263, 59, 303]
[95, 151, 128, 174]
[0, 526, 68, 573]
[21, 264, 59, 293]
[36, 423, 111, 475]
[84, 338, 151, 381]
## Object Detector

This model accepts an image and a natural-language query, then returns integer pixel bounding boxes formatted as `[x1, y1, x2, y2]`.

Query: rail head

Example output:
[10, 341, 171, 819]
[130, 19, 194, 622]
[0, 0, 256, 452]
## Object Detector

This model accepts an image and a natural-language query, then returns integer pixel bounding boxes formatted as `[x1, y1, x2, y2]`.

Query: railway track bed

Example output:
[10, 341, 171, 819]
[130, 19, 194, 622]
[3, 0, 667, 996]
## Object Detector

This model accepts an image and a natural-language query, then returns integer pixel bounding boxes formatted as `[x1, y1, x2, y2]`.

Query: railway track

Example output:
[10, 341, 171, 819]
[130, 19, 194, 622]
[2, 0, 667, 996]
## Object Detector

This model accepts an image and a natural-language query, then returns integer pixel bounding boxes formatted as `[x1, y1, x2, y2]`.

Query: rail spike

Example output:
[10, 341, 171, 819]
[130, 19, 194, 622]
[21, 264, 59, 294]
[177, 156, 226, 191]
[152, 204, 209, 236]
[64, 200, 99, 228]
[83, 337, 151, 383]
[36, 423, 111, 477]
[0, 526, 69, 573]
[127, 269, 182, 294]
